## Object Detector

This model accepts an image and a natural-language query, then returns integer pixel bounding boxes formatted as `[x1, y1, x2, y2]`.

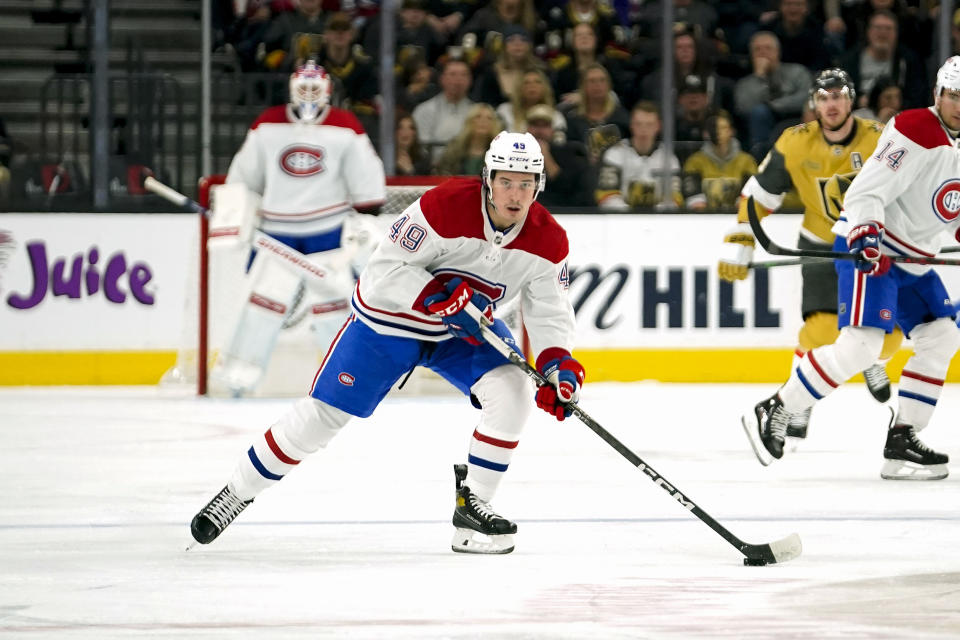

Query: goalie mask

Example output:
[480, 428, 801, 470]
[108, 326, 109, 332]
[289, 60, 332, 123]
[482, 132, 545, 197]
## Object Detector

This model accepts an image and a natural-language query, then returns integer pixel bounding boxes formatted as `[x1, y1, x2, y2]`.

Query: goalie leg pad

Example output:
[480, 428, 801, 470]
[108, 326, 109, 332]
[304, 250, 356, 351]
[213, 251, 304, 394]
[780, 326, 883, 409]
[229, 397, 352, 499]
[897, 318, 960, 430]
[465, 365, 532, 502]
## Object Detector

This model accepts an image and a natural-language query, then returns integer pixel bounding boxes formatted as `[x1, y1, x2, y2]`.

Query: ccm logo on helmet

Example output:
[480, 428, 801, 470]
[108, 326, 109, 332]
[931, 179, 960, 222]
[280, 144, 325, 176]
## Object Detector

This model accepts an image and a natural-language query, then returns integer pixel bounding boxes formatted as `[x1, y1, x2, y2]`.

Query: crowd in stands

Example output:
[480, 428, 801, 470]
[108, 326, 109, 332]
[3, 0, 948, 211]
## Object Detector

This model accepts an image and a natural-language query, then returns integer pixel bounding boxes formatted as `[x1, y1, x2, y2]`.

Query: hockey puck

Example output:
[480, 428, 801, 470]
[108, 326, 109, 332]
[743, 557, 768, 566]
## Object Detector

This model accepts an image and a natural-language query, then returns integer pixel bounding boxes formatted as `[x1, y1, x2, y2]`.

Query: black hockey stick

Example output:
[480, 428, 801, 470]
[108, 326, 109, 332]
[464, 308, 802, 566]
[746, 196, 960, 266]
[749, 257, 830, 269]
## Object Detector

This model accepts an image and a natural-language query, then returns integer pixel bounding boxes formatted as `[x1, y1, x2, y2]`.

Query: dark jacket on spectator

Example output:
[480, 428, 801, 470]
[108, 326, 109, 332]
[839, 45, 928, 110]
[539, 138, 593, 208]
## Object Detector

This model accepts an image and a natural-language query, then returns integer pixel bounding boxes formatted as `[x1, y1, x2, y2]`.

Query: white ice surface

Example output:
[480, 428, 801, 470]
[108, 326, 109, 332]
[1, 382, 958, 639]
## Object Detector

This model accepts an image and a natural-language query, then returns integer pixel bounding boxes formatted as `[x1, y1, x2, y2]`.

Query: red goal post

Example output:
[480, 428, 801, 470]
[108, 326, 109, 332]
[174, 174, 447, 395]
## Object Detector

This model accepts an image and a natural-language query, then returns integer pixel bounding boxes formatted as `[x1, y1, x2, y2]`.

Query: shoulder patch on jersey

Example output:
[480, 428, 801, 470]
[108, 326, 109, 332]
[250, 105, 290, 129]
[856, 116, 884, 133]
[321, 107, 366, 135]
[508, 204, 569, 264]
[419, 178, 486, 240]
[893, 108, 950, 149]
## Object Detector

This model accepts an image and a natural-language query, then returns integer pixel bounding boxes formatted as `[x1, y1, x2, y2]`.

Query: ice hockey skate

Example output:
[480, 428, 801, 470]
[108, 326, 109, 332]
[742, 393, 790, 466]
[881, 424, 949, 481]
[786, 406, 812, 441]
[190, 485, 253, 546]
[862, 364, 891, 403]
[451, 464, 517, 554]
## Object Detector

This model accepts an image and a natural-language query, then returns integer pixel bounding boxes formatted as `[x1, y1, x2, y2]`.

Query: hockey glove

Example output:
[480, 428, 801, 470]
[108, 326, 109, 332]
[717, 223, 755, 282]
[424, 277, 493, 345]
[847, 223, 891, 276]
[535, 356, 585, 421]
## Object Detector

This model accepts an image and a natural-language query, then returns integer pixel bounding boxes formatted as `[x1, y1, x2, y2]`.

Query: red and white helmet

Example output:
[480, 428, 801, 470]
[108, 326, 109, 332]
[936, 56, 960, 100]
[482, 132, 545, 195]
[289, 60, 332, 122]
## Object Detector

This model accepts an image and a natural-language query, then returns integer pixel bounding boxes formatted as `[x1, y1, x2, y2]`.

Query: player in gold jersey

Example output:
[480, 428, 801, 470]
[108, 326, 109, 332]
[717, 68, 904, 440]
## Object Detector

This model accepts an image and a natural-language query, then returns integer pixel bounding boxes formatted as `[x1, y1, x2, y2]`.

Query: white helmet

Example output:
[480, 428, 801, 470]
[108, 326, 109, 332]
[935, 56, 960, 100]
[482, 132, 545, 195]
[289, 60, 332, 122]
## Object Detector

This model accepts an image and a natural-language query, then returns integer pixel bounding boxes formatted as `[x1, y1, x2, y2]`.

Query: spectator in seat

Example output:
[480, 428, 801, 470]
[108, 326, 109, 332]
[853, 75, 902, 124]
[595, 101, 682, 210]
[675, 74, 712, 145]
[543, 0, 621, 56]
[734, 30, 811, 159]
[525, 104, 592, 207]
[435, 103, 503, 175]
[394, 114, 434, 176]
[839, 9, 928, 110]
[362, 0, 446, 65]
[316, 12, 379, 116]
[496, 69, 567, 133]
[843, 0, 933, 61]
[261, 0, 327, 70]
[551, 22, 633, 111]
[397, 58, 439, 114]
[682, 110, 757, 211]
[563, 62, 630, 162]
[425, 0, 484, 43]
[471, 25, 544, 107]
[641, 27, 734, 116]
[458, 0, 540, 49]
[413, 58, 475, 162]
[759, 0, 832, 72]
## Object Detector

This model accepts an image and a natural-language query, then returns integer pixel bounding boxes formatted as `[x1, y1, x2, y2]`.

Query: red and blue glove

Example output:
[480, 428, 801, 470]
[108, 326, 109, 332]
[535, 355, 585, 421]
[424, 278, 493, 345]
[846, 222, 891, 276]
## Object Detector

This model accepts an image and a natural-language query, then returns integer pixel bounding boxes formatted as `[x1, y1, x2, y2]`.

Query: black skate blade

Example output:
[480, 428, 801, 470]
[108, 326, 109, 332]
[741, 532, 802, 566]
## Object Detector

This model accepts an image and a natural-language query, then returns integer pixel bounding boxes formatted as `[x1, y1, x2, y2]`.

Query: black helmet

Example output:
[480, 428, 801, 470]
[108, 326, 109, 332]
[810, 68, 856, 105]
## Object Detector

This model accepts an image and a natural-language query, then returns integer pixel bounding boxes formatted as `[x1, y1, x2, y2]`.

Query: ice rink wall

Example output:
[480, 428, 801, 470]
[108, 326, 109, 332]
[2, 212, 958, 385]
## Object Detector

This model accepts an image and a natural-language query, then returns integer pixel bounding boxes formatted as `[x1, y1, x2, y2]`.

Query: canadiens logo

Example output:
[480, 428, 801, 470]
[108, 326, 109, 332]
[879, 309, 893, 320]
[280, 144, 325, 176]
[338, 372, 355, 386]
[931, 179, 960, 222]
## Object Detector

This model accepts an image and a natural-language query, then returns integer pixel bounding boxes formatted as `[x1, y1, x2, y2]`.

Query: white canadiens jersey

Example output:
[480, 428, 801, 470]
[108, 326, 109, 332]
[838, 107, 960, 275]
[352, 178, 577, 365]
[226, 104, 386, 237]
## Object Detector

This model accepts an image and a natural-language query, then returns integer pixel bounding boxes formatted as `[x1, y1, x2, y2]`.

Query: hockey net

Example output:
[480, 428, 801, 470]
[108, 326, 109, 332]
[162, 175, 447, 396]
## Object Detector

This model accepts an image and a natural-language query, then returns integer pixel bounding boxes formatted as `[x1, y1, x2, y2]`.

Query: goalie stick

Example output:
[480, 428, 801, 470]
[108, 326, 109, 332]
[463, 305, 802, 566]
[746, 196, 960, 266]
[144, 177, 332, 287]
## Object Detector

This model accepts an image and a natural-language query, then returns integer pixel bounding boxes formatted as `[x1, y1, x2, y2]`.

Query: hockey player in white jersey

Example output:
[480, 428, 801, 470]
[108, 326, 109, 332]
[189, 131, 584, 553]
[742, 57, 960, 480]
[211, 60, 386, 395]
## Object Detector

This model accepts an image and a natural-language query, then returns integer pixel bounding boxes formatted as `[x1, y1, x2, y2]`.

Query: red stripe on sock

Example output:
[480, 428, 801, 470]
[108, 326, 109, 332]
[472, 429, 519, 449]
[807, 351, 838, 388]
[265, 428, 300, 465]
[901, 370, 944, 386]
